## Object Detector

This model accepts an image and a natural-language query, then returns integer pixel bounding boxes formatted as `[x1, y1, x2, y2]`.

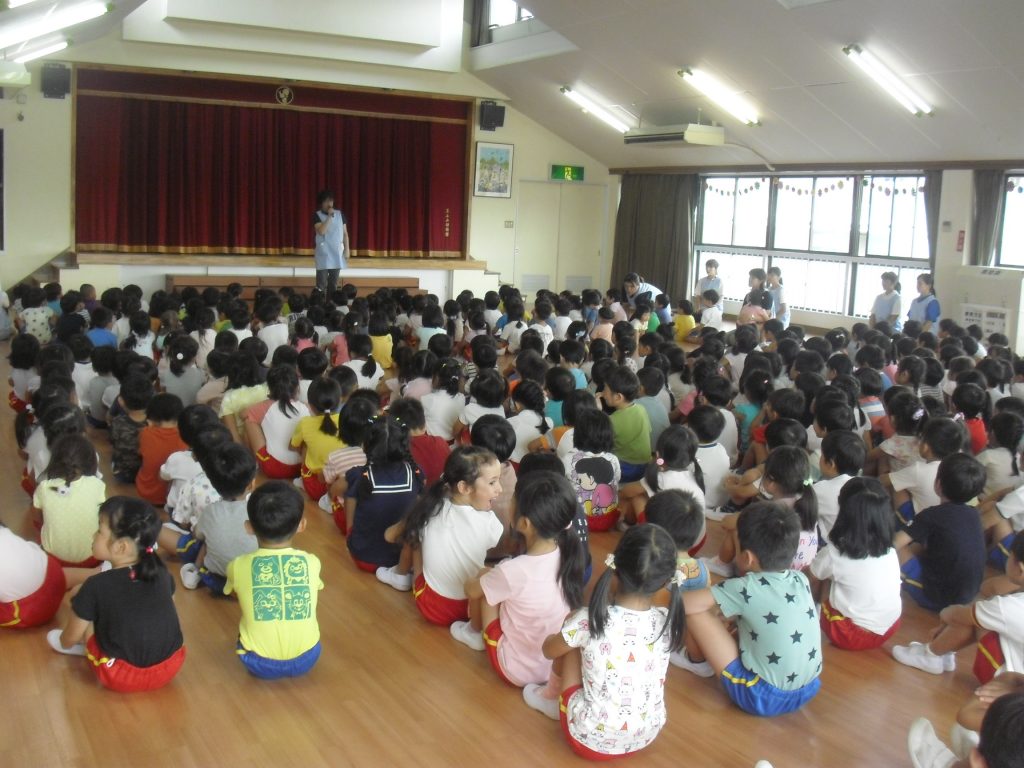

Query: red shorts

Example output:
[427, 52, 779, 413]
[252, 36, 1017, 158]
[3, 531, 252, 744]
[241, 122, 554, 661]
[484, 619, 516, 686]
[0, 554, 66, 629]
[820, 598, 899, 651]
[973, 631, 1005, 685]
[9, 391, 28, 412]
[351, 557, 377, 574]
[86, 635, 186, 693]
[559, 684, 623, 761]
[331, 498, 348, 536]
[413, 573, 468, 626]
[256, 447, 300, 480]
[300, 464, 328, 501]
[586, 507, 621, 533]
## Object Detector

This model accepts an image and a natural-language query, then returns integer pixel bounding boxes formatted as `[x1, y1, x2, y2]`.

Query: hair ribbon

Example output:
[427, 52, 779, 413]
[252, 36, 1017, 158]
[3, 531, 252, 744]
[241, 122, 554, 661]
[604, 553, 616, 570]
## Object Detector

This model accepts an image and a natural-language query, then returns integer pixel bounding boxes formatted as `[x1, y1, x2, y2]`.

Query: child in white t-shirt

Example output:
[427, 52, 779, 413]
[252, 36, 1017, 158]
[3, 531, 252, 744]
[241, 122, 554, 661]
[0, 524, 66, 629]
[813, 431, 866, 543]
[377, 447, 504, 628]
[689, 405, 731, 512]
[977, 411, 1024, 496]
[452, 369, 507, 437]
[531, 525, 682, 759]
[619, 425, 706, 534]
[687, 290, 723, 340]
[882, 417, 965, 524]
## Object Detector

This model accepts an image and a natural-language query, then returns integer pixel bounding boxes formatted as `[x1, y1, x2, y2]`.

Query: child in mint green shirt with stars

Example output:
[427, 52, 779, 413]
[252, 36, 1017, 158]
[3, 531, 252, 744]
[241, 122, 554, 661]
[680, 500, 822, 716]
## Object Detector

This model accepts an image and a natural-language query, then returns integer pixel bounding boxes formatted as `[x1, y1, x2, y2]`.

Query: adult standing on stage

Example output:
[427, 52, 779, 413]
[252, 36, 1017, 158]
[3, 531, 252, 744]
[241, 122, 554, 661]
[313, 189, 349, 297]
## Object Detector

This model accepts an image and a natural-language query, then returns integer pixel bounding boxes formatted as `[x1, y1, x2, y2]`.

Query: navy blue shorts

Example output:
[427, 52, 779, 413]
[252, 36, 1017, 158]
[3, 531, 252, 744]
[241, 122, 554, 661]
[176, 534, 201, 564]
[199, 566, 227, 595]
[900, 556, 941, 612]
[237, 641, 321, 680]
[721, 658, 820, 717]
[989, 532, 1015, 571]
[619, 461, 647, 483]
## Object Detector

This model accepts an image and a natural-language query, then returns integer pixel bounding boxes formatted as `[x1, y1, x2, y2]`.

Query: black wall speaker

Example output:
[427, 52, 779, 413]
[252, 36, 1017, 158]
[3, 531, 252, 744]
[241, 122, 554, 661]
[41, 63, 70, 99]
[479, 100, 506, 131]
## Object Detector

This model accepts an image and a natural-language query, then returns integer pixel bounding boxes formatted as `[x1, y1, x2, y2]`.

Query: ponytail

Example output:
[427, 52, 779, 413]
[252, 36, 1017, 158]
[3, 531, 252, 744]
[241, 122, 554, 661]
[587, 565, 616, 639]
[555, 527, 585, 610]
[361, 354, 378, 379]
[319, 412, 338, 437]
[401, 479, 449, 546]
[793, 484, 818, 532]
[513, 380, 549, 435]
[122, 333, 139, 351]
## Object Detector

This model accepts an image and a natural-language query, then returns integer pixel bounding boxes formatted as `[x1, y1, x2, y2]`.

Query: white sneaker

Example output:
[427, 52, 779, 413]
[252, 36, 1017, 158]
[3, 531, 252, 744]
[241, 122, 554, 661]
[46, 628, 86, 656]
[669, 649, 714, 677]
[180, 563, 201, 590]
[375, 565, 413, 592]
[911, 641, 956, 671]
[705, 506, 734, 522]
[948, 723, 980, 760]
[908, 718, 957, 768]
[754, 762, 775, 768]
[893, 643, 946, 675]
[318, 494, 333, 513]
[292, 477, 304, 489]
[702, 556, 735, 578]
[523, 682, 560, 720]
[450, 620, 485, 651]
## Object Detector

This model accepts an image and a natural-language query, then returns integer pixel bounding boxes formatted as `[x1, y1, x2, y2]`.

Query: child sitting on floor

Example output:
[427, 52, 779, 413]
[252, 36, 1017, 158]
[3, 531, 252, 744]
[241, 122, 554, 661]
[160, 407, 222, 522]
[389, 397, 450, 486]
[894, 452, 987, 612]
[813, 430, 867, 543]
[882, 416, 966, 524]
[619, 424, 706, 529]
[601, 365, 652, 483]
[811, 476, 902, 650]
[135, 393, 188, 506]
[0, 523, 66, 629]
[563, 408, 621, 532]
[110, 374, 153, 483]
[291, 377, 344, 506]
[683, 501, 822, 715]
[534, 525, 683, 759]
[226, 481, 323, 679]
[245, 365, 309, 480]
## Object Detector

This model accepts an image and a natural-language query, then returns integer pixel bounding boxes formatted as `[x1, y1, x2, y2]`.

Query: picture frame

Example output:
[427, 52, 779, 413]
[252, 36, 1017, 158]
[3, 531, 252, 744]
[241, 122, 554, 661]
[474, 141, 514, 198]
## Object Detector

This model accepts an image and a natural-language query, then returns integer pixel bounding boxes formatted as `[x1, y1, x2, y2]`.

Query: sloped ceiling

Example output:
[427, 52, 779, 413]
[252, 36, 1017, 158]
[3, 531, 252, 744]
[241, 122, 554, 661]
[470, 0, 1024, 169]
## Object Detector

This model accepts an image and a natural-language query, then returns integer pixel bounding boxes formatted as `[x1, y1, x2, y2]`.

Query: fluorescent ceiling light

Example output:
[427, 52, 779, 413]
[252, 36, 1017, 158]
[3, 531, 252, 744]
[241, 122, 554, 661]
[14, 39, 69, 63]
[0, 1, 108, 52]
[843, 44, 932, 116]
[560, 86, 630, 133]
[678, 69, 760, 126]
[8, 0, 46, 8]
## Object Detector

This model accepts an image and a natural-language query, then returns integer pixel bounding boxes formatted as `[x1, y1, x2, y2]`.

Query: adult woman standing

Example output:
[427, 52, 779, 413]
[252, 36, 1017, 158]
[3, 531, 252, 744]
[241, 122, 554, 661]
[766, 266, 789, 329]
[870, 272, 903, 332]
[906, 274, 940, 332]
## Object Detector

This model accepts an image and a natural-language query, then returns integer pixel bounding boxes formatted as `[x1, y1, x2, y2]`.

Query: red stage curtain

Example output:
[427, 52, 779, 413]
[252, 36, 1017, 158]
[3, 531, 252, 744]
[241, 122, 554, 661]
[74, 69, 469, 258]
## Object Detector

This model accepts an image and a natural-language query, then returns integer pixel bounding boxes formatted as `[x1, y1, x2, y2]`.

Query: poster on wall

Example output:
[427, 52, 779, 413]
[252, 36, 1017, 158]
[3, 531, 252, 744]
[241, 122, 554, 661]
[474, 142, 513, 198]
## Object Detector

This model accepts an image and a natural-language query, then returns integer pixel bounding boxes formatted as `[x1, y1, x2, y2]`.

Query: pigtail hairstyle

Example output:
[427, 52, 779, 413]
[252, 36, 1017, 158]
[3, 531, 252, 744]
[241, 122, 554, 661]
[357, 414, 419, 502]
[588, 524, 684, 653]
[307, 377, 342, 437]
[266, 364, 300, 418]
[435, 357, 463, 397]
[990, 411, 1024, 477]
[514, 471, 585, 609]
[763, 445, 818, 532]
[348, 334, 378, 378]
[168, 334, 199, 377]
[122, 309, 151, 352]
[512, 380, 550, 435]
[400, 446, 498, 546]
[887, 391, 928, 436]
[644, 424, 704, 494]
[101, 496, 164, 582]
[952, 382, 991, 425]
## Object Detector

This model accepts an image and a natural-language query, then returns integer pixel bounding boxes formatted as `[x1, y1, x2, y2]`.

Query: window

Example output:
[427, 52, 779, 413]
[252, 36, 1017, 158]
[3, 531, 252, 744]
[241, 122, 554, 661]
[0, 129, 4, 252]
[694, 172, 932, 318]
[489, 0, 533, 27]
[998, 175, 1024, 267]
[859, 175, 929, 260]
[697, 177, 769, 247]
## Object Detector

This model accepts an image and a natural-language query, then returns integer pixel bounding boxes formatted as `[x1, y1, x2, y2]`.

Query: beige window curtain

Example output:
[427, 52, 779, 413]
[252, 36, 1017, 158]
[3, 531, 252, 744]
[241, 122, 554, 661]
[611, 174, 700, 300]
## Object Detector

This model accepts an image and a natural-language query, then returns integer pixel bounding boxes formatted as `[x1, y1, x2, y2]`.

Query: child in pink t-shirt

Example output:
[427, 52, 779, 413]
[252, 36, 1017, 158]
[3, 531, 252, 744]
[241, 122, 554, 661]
[453, 471, 584, 696]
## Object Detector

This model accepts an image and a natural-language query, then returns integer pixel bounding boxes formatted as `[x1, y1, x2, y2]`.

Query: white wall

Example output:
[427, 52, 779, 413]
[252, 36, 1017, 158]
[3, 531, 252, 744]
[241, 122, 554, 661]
[0, 64, 73, 291]
[467, 104, 618, 287]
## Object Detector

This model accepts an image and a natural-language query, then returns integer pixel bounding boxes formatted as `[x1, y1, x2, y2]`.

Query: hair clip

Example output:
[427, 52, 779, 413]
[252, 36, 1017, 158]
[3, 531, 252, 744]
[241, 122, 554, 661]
[669, 571, 685, 588]
[913, 407, 925, 420]
[803, 477, 814, 487]
[144, 545, 154, 555]
[656, 458, 665, 466]
[952, 412, 965, 422]
[604, 553, 616, 570]
[175, 353, 184, 360]
[25, 404, 33, 414]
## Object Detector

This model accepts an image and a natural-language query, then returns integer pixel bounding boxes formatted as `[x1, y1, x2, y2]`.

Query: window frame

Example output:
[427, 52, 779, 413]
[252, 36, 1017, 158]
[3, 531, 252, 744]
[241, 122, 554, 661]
[694, 171, 931, 318]
[995, 172, 1024, 268]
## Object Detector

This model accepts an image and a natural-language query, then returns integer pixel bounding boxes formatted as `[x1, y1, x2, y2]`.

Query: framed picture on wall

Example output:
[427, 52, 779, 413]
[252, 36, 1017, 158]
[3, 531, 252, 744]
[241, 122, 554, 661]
[474, 142, 514, 198]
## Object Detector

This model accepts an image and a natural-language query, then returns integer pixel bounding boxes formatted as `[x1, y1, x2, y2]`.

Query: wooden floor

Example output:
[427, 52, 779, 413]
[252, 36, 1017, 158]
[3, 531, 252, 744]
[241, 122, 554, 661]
[0, 343, 980, 768]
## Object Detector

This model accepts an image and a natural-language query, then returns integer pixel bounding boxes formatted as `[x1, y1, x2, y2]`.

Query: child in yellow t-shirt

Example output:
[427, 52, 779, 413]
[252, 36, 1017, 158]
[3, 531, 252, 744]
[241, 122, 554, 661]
[291, 378, 345, 504]
[226, 481, 323, 679]
[673, 300, 697, 344]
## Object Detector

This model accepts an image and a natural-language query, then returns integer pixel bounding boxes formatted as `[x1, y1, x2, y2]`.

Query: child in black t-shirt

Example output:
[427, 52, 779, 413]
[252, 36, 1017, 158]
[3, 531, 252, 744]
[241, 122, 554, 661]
[893, 453, 987, 612]
[47, 496, 185, 693]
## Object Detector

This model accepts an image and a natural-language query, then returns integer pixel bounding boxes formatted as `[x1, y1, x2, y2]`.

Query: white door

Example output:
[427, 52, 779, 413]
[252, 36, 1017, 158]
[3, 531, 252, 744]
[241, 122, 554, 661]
[514, 181, 561, 293]
[557, 183, 607, 293]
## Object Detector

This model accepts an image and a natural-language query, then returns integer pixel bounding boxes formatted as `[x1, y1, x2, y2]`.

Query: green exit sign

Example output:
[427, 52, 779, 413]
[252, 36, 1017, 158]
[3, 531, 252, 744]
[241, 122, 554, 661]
[551, 164, 585, 182]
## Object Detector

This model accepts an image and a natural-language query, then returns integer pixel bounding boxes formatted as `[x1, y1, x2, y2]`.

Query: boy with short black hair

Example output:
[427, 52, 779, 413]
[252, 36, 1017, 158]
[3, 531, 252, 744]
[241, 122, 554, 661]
[181, 443, 259, 594]
[814, 430, 867, 542]
[894, 452, 987, 612]
[111, 374, 154, 483]
[226, 481, 323, 678]
[686, 290, 723, 339]
[689, 405, 730, 511]
[135, 393, 188, 506]
[636, 367, 670, 451]
[544, 366, 575, 428]
[699, 375, 739, 467]
[85, 345, 117, 428]
[558, 340, 587, 389]
[882, 416, 966, 523]
[682, 501, 822, 715]
[601, 366, 652, 483]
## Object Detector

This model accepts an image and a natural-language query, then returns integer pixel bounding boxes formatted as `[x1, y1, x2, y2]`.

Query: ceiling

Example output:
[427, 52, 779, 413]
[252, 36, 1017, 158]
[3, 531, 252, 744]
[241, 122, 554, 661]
[469, 0, 1024, 169]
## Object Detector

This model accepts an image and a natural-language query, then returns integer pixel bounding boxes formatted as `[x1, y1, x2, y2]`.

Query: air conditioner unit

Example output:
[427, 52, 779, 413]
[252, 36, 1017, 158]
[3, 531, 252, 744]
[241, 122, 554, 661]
[624, 123, 725, 146]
